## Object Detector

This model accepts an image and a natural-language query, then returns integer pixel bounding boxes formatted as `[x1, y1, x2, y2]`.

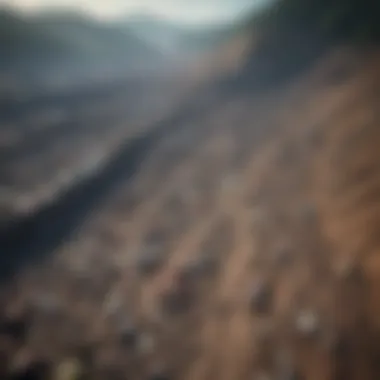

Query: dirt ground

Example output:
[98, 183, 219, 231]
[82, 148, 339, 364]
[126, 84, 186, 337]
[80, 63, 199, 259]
[1, 47, 380, 380]
[0, 75, 195, 227]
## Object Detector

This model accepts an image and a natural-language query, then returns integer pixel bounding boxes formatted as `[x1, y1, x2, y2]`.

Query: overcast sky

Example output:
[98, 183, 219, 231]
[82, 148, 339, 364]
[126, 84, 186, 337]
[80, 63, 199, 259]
[0, 0, 269, 24]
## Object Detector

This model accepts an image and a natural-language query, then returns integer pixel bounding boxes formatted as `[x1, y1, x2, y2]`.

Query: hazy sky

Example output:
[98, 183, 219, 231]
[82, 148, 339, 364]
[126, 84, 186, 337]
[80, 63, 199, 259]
[0, 0, 269, 24]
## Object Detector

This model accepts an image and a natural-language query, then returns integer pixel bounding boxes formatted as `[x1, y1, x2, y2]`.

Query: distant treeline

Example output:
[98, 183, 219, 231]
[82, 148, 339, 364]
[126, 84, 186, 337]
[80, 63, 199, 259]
[0, 8, 158, 71]
[228, 0, 380, 92]
[249, 0, 380, 42]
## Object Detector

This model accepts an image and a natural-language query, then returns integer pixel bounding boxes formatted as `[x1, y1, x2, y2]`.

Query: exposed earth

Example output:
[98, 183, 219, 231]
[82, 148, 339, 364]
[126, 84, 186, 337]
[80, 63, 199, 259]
[0, 44, 380, 380]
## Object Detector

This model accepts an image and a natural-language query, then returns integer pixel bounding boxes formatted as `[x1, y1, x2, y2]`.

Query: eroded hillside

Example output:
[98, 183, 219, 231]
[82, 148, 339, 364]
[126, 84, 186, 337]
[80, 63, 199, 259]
[0, 41, 379, 380]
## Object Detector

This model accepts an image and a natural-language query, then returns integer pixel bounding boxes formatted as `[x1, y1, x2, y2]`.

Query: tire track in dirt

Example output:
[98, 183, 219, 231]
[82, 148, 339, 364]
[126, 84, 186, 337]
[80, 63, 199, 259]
[182, 142, 271, 380]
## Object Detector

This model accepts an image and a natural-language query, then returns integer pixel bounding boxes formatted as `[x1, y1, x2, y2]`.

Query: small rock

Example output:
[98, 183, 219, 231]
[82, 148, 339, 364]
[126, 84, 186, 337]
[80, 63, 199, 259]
[295, 310, 320, 338]
[176, 257, 216, 288]
[54, 359, 83, 380]
[102, 290, 125, 319]
[119, 324, 138, 349]
[137, 248, 164, 276]
[249, 280, 273, 315]
[138, 333, 156, 355]
[175, 267, 194, 290]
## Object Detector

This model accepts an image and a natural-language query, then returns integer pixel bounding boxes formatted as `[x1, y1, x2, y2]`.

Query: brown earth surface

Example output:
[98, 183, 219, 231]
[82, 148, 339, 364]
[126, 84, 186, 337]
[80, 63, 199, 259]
[1, 47, 380, 380]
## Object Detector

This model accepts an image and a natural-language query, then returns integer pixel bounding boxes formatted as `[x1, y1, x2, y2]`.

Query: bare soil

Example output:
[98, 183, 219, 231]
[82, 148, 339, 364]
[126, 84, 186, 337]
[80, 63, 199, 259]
[1, 47, 380, 380]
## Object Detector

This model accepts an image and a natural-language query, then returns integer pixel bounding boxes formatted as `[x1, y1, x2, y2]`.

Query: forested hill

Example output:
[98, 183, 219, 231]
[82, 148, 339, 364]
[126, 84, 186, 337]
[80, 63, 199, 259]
[228, 0, 380, 92]
[252, 0, 380, 41]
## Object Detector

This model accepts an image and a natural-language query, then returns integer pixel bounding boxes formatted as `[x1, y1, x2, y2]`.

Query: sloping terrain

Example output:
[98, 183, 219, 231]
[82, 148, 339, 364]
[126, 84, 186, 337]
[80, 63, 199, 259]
[0, 74, 195, 228]
[0, 42, 379, 380]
